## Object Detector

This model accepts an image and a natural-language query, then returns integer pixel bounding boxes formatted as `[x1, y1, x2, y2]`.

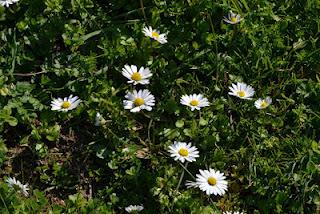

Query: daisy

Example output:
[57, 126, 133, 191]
[143, 26, 167, 44]
[125, 205, 144, 213]
[228, 82, 255, 100]
[185, 180, 199, 188]
[0, 0, 19, 7]
[254, 97, 272, 109]
[223, 11, 242, 24]
[168, 141, 199, 163]
[5, 177, 29, 197]
[195, 168, 228, 196]
[123, 89, 155, 112]
[51, 95, 81, 112]
[121, 65, 152, 85]
[180, 94, 210, 111]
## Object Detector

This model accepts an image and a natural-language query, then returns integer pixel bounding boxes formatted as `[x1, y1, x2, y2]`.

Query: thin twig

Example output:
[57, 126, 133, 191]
[13, 71, 48, 76]
[139, 0, 148, 25]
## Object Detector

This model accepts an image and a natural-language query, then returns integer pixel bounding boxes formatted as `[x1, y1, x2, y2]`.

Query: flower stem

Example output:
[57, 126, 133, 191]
[178, 161, 195, 179]
[176, 162, 188, 190]
[0, 191, 9, 213]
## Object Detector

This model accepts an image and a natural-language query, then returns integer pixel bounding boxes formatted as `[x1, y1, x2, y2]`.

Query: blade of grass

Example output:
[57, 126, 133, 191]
[230, 0, 242, 13]
[239, 0, 250, 12]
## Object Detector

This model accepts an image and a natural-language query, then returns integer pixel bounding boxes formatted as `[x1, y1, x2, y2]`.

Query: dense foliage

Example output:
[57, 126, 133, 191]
[0, 0, 319, 213]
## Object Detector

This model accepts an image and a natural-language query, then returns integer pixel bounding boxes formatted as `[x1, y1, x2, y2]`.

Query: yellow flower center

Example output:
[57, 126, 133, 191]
[134, 97, 145, 106]
[152, 31, 160, 39]
[61, 101, 71, 109]
[231, 17, 238, 23]
[190, 100, 199, 106]
[260, 101, 268, 108]
[178, 148, 189, 157]
[237, 91, 246, 98]
[131, 72, 142, 81]
[207, 177, 217, 186]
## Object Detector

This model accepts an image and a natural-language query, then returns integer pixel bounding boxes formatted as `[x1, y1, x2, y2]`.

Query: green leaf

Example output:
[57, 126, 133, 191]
[199, 118, 208, 126]
[5, 116, 18, 126]
[79, 30, 101, 42]
[16, 81, 34, 92]
[175, 120, 184, 128]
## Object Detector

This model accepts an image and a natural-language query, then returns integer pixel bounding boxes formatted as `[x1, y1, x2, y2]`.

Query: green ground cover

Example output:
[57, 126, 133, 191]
[0, 0, 319, 213]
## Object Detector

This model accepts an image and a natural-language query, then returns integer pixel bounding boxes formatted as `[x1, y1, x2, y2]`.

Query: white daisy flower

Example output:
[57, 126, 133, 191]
[121, 65, 152, 85]
[0, 0, 19, 7]
[185, 180, 199, 188]
[228, 82, 255, 100]
[223, 11, 243, 24]
[180, 94, 210, 111]
[195, 169, 228, 196]
[143, 26, 167, 44]
[125, 205, 144, 213]
[5, 177, 29, 197]
[51, 95, 81, 112]
[254, 97, 272, 109]
[123, 89, 155, 112]
[168, 141, 199, 163]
